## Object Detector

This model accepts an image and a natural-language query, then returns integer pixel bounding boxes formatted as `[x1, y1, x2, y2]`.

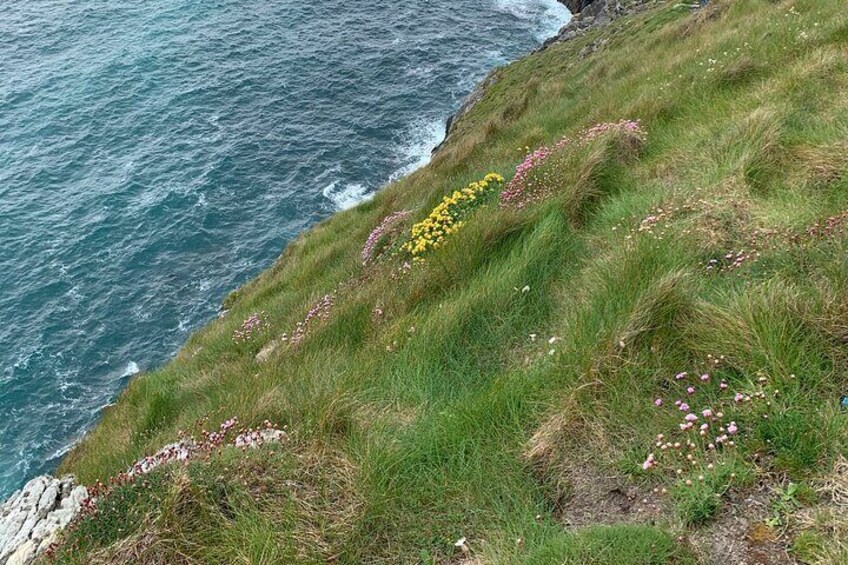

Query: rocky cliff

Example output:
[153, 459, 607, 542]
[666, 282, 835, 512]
[559, 0, 598, 13]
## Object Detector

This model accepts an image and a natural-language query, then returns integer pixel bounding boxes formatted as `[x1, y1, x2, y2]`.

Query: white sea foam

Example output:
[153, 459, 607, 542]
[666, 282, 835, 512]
[389, 118, 446, 182]
[494, 0, 572, 41]
[322, 181, 372, 211]
[122, 361, 140, 378]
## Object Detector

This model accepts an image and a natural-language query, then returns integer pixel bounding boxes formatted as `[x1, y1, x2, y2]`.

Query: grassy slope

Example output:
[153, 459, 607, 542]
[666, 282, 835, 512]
[52, 0, 848, 562]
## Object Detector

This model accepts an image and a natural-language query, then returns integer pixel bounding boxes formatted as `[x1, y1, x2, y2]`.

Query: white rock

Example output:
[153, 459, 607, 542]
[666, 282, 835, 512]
[69, 485, 87, 508]
[0, 475, 87, 565]
[36, 483, 59, 515]
[6, 540, 36, 565]
[36, 530, 59, 554]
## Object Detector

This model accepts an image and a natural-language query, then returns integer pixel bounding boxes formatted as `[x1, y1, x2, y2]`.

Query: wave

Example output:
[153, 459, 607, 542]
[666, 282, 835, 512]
[389, 118, 446, 182]
[122, 361, 140, 378]
[493, 0, 572, 41]
[322, 181, 372, 211]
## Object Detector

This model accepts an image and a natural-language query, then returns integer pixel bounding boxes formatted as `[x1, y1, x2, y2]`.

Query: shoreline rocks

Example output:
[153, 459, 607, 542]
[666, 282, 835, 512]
[0, 475, 87, 565]
[0, 425, 288, 564]
[540, 0, 659, 52]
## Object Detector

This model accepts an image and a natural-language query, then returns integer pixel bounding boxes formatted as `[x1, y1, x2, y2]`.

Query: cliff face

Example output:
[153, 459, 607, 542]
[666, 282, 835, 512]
[559, 0, 597, 13]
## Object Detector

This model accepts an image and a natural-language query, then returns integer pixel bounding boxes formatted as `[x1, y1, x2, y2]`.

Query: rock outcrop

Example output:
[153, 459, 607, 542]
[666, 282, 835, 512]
[0, 476, 87, 565]
[558, 0, 599, 13]
[0, 425, 288, 564]
[542, 0, 660, 51]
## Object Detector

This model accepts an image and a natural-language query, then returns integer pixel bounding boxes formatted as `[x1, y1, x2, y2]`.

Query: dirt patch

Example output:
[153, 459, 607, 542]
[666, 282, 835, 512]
[525, 408, 666, 527]
[689, 486, 794, 565]
[555, 463, 667, 528]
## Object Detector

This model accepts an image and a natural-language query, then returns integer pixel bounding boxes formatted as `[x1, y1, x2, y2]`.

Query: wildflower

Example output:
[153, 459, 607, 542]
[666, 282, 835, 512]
[404, 174, 504, 257]
[685, 414, 698, 422]
[727, 422, 738, 435]
[679, 403, 690, 412]
[500, 120, 645, 208]
[702, 409, 713, 418]
[734, 393, 744, 402]
[233, 312, 270, 343]
[675, 372, 688, 380]
[720, 381, 729, 390]
[687, 387, 696, 395]
[361, 210, 412, 264]
[700, 374, 710, 382]
[654, 398, 663, 407]
[290, 294, 334, 345]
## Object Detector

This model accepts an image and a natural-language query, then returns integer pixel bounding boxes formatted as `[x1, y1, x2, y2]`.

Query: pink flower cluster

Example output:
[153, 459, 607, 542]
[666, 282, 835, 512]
[641, 367, 774, 487]
[499, 120, 645, 209]
[82, 418, 287, 515]
[579, 119, 644, 142]
[233, 311, 270, 343]
[290, 294, 334, 345]
[361, 210, 411, 265]
[499, 142, 564, 208]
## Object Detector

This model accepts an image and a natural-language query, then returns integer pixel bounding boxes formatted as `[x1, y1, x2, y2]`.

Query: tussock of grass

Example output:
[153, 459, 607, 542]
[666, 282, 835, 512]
[51, 0, 848, 562]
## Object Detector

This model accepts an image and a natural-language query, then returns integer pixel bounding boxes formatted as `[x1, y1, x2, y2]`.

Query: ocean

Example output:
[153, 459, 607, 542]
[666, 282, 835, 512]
[0, 0, 570, 497]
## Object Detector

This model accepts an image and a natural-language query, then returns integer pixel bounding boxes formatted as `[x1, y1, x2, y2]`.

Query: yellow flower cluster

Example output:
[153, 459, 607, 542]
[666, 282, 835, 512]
[402, 173, 505, 258]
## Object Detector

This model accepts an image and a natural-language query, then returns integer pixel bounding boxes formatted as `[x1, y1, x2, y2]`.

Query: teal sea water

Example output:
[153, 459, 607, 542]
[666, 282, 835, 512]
[0, 0, 570, 497]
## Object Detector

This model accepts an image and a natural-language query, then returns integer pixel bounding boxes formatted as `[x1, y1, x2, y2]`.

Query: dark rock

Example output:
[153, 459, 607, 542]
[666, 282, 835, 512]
[558, 0, 599, 14]
[430, 70, 499, 155]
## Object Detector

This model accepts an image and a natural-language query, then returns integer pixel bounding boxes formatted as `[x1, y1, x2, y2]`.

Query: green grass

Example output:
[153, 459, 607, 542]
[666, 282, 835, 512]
[49, 0, 848, 562]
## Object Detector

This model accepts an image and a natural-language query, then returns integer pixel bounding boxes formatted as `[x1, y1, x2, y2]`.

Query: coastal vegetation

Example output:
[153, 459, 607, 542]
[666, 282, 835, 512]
[45, 0, 848, 562]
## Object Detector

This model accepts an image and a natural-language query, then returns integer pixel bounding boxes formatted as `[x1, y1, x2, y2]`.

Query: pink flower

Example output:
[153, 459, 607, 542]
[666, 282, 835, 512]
[685, 413, 698, 422]
[700, 423, 709, 431]
[700, 374, 710, 382]
[734, 393, 744, 402]
[675, 372, 688, 380]
[720, 381, 728, 390]
[654, 398, 663, 407]
[679, 403, 690, 412]
[687, 387, 696, 395]
[727, 422, 738, 435]
[675, 400, 682, 406]
[702, 409, 713, 418]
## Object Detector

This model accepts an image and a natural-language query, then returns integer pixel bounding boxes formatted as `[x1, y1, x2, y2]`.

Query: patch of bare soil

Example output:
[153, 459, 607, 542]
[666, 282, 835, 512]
[525, 409, 667, 527]
[556, 464, 667, 528]
[689, 485, 794, 565]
